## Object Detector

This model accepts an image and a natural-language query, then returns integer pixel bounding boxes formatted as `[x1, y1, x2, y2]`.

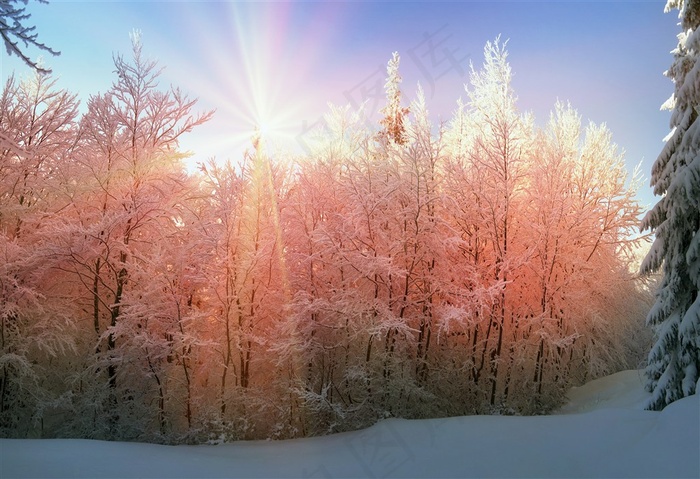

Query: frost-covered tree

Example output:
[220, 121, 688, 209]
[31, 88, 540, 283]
[45, 32, 212, 439]
[0, 33, 654, 441]
[463, 37, 532, 407]
[0, 0, 59, 73]
[0, 69, 79, 437]
[195, 139, 290, 440]
[439, 40, 647, 414]
[524, 103, 647, 405]
[0, 71, 78, 239]
[641, 0, 700, 410]
[378, 52, 409, 146]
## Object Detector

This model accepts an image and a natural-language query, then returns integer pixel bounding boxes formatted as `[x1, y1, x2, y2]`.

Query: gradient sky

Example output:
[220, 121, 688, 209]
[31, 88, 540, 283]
[0, 1, 680, 209]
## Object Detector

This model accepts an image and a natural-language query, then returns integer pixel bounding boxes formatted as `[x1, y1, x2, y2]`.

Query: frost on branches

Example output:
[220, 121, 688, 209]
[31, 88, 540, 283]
[378, 52, 409, 146]
[0, 0, 59, 73]
[641, 0, 700, 410]
[0, 37, 652, 441]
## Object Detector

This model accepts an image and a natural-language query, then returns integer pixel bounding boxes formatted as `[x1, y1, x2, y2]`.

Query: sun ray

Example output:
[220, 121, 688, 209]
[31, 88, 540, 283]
[160, 2, 351, 169]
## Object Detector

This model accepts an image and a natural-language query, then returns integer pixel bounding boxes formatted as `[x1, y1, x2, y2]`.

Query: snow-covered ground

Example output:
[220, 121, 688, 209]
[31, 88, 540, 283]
[1, 370, 698, 478]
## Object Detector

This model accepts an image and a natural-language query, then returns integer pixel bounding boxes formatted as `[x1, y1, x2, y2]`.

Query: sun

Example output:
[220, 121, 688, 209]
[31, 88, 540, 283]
[250, 107, 286, 146]
[257, 120, 271, 139]
[167, 2, 347, 168]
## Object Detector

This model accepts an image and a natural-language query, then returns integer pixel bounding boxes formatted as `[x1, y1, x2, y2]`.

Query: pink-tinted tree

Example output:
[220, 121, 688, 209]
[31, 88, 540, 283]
[0, 70, 79, 435]
[43, 32, 211, 439]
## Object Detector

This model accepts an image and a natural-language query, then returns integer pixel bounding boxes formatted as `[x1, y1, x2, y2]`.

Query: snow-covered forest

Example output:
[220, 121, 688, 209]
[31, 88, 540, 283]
[0, 32, 659, 443]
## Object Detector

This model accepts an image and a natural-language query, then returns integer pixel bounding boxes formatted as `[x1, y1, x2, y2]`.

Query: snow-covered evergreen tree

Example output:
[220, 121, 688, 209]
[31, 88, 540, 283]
[641, 0, 700, 410]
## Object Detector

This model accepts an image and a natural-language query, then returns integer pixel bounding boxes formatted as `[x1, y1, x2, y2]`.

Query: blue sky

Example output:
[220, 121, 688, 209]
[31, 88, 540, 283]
[0, 1, 679, 209]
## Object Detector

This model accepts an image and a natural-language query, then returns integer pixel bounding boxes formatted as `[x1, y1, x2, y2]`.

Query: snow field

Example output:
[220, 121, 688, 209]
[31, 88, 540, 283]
[1, 370, 698, 478]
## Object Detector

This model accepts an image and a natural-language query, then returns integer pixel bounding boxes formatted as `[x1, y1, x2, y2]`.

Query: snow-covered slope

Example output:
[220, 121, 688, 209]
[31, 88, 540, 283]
[1, 370, 698, 478]
[555, 369, 650, 414]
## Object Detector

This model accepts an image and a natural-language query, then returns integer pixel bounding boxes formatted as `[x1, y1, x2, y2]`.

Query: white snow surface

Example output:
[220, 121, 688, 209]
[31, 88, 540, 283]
[554, 369, 651, 414]
[1, 370, 698, 478]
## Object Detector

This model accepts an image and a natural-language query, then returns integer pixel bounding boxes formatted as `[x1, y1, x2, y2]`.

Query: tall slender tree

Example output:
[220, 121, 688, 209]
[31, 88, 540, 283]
[464, 37, 532, 406]
[641, 0, 700, 410]
[378, 52, 409, 146]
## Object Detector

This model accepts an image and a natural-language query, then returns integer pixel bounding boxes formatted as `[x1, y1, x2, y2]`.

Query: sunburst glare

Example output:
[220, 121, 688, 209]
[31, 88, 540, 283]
[167, 2, 343, 166]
